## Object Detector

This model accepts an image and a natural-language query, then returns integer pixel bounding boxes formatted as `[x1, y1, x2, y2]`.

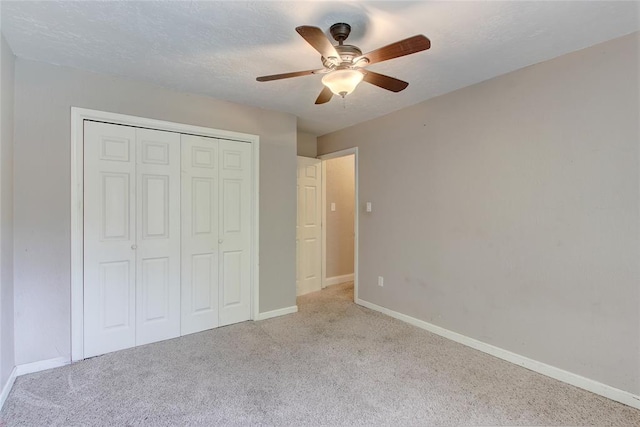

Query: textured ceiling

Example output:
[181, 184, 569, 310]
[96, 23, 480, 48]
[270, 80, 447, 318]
[2, 1, 638, 136]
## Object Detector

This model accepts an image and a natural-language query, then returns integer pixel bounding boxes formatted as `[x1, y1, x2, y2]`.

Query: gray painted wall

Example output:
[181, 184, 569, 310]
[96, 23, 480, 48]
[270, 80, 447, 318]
[296, 131, 317, 158]
[318, 33, 640, 394]
[325, 155, 355, 278]
[0, 34, 15, 385]
[13, 59, 297, 365]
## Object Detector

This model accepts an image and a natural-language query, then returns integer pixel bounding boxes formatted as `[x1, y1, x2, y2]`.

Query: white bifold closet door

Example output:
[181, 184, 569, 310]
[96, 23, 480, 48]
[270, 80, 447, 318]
[181, 135, 252, 334]
[84, 121, 181, 357]
[84, 121, 253, 358]
[84, 122, 137, 357]
[217, 138, 252, 326]
[135, 128, 181, 345]
[180, 135, 219, 335]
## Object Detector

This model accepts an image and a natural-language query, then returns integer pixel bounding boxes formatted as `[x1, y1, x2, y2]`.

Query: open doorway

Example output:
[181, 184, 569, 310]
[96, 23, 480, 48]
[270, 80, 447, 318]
[296, 148, 358, 301]
[319, 148, 358, 302]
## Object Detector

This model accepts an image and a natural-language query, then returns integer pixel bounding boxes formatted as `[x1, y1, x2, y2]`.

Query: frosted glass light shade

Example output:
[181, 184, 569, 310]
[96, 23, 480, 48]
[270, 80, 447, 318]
[321, 69, 364, 97]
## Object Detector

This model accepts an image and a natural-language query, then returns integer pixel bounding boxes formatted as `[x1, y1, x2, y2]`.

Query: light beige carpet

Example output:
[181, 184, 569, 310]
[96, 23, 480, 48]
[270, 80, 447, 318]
[2, 281, 639, 426]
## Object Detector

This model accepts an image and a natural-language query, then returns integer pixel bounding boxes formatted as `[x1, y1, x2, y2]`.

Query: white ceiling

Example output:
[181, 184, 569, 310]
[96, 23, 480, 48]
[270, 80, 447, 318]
[2, 1, 638, 136]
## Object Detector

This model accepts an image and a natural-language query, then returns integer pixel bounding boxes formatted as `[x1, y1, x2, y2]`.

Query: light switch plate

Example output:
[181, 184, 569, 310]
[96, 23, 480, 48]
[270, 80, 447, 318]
[366, 202, 372, 212]
[331, 202, 336, 212]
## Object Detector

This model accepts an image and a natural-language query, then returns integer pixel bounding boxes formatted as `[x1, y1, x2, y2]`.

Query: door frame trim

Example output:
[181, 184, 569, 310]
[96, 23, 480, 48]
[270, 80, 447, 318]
[70, 107, 260, 362]
[318, 147, 359, 301]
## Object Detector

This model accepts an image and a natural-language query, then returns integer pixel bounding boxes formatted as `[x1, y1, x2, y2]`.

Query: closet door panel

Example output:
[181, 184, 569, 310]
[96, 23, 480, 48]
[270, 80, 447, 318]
[84, 121, 137, 358]
[181, 135, 220, 335]
[135, 128, 181, 345]
[219, 140, 252, 326]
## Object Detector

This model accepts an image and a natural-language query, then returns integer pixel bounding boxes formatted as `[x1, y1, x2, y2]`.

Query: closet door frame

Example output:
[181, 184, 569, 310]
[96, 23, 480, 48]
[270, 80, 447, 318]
[70, 107, 260, 362]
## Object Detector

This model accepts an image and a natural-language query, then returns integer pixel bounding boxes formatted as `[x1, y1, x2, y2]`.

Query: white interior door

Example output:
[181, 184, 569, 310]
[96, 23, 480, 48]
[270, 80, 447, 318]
[135, 128, 181, 346]
[84, 121, 137, 358]
[218, 140, 252, 326]
[296, 157, 322, 295]
[181, 134, 219, 335]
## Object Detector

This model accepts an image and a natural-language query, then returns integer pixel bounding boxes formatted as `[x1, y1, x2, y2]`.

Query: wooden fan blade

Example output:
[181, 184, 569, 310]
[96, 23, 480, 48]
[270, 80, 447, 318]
[362, 70, 409, 92]
[357, 35, 430, 65]
[315, 86, 333, 104]
[296, 26, 341, 64]
[256, 69, 322, 82]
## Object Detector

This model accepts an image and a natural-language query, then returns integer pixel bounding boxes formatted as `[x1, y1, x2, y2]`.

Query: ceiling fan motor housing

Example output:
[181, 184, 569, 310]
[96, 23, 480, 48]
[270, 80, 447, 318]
[322, 44, 363, 68]
[329, 23, 352, 43]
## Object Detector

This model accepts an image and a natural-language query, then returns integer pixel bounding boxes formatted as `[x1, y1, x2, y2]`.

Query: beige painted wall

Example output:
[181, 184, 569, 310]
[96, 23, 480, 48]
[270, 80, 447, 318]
[318, 33, 640, 395]
[297, 131, 317, 157]
[0, 34, 15, 385]
[325, 155, 355, 278]
[13, 59, 297, 365]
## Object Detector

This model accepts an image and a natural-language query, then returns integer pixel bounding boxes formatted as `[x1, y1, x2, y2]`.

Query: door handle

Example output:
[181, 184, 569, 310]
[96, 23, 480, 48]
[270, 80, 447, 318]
[131, 244, 137, 250]
[218, 239, 223, 244]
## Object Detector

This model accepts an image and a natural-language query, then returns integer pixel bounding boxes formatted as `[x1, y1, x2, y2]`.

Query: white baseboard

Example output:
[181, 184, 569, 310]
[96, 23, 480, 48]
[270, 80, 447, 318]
[0, 366, 17, 410]
[0, 357, 70, 410]
[324, 273, 354, 287]
[356, 298, 640, 410]
[255, 305, 298, 321]
[16, 357, 70, 376]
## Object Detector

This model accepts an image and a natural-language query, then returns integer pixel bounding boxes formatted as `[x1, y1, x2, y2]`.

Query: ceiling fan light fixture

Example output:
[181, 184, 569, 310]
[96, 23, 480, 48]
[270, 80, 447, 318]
[321, 69, 364, 98]
[256, 24, 431, 105]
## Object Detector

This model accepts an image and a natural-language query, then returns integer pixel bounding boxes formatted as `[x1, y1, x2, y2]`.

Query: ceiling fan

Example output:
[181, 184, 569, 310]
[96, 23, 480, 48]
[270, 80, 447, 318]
[256, 23, 431, 104]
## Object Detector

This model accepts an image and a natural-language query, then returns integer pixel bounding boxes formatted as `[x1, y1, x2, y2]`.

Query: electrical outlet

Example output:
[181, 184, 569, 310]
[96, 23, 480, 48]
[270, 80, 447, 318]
[378, 276, 384, 287]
